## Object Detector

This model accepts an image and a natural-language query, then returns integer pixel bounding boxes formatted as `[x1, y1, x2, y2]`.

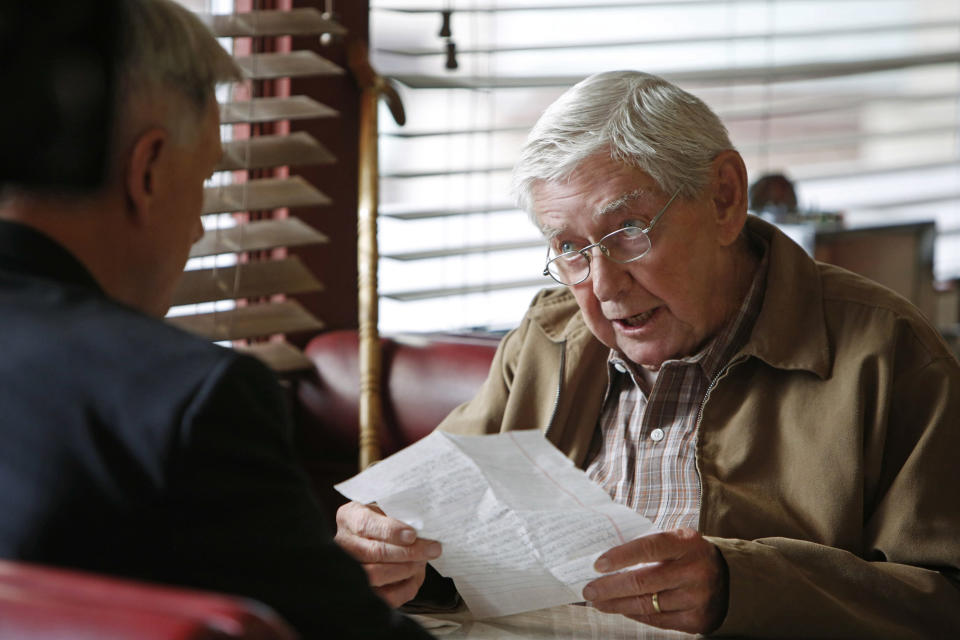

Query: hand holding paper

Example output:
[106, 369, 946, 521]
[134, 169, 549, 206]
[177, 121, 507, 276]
[335, 429, 657, 618]
[583, 527, 729, 634]
[334, 501, 440, 607]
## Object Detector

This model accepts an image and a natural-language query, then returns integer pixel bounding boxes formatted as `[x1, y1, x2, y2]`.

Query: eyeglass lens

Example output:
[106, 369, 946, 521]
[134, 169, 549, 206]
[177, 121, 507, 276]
[547, 227, 652, 285]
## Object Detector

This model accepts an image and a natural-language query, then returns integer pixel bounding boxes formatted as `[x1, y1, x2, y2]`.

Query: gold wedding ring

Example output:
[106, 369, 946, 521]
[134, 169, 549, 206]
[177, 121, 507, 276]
[651, 591, 661, 614]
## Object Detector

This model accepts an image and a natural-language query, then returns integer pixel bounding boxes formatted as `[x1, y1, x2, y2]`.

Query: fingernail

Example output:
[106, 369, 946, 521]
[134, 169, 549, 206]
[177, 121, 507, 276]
[594, 557, 611, 573]
[400, 529, 416, 544]
[582, 585, 596, 601]
[426, 542, 442, 559]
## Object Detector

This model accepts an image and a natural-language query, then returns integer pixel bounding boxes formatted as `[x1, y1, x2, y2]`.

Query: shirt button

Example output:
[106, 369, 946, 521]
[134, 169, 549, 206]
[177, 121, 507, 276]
[650, 428, 665, 442]
[613, 362, 628, 373]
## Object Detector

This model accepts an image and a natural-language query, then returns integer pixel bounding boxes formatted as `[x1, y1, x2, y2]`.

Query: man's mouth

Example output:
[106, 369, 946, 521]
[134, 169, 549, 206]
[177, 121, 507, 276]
[618, 308, 658, 328]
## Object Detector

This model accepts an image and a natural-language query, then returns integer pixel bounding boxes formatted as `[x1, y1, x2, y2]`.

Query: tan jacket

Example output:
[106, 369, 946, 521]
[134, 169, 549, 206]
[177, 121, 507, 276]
[438, 216, 960, 638]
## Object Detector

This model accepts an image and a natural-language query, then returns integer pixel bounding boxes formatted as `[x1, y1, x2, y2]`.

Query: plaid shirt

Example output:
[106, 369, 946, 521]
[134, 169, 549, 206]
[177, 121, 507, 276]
[585, 248, 768, 531]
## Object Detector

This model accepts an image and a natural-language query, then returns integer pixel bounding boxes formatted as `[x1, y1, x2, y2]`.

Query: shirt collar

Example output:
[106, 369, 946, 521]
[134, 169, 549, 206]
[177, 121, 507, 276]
[738, 216, 831, 379]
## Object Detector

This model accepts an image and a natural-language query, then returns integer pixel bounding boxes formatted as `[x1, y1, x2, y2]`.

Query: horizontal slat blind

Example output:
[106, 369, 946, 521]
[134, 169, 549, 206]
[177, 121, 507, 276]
[172, 256, 323, 305]
[190, 217, 329, 258]
[219, 96, 338, 124]
[217, 132, 336, 172]
[235, 50, 345, 80]
[234, 340, 314, 373]
[201, 176, 332, 214]
[371, 0, 960, 332]
[168, 299, 324, 341]
[200, 7, 347, 37]
[169, 2, 346, 371]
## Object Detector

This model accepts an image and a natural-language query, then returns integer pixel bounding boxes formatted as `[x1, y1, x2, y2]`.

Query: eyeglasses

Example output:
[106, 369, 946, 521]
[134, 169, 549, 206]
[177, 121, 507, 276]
[542, 188, 681, 286]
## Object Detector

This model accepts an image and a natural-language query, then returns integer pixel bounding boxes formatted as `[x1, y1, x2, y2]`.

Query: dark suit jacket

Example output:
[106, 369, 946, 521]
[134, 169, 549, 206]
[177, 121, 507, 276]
[0, 219, 430, 639]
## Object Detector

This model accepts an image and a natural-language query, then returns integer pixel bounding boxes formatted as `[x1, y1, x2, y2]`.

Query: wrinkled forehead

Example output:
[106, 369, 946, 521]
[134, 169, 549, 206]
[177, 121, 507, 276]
[535, 184, 663, 239]
[597, 188, 662, 217]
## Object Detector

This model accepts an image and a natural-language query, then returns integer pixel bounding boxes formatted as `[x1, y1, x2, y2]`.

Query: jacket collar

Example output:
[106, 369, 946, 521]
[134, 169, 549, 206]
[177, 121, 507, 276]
[0, 219, 104, 294]
[740, 216, 831, 379]
[526, 215, 831, 379]
[527, 286, 594, 343]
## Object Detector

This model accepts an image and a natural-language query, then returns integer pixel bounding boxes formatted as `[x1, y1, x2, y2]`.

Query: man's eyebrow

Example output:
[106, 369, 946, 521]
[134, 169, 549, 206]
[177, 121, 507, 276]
[540, 224, 562, 240]
[596, 188, 657, 217]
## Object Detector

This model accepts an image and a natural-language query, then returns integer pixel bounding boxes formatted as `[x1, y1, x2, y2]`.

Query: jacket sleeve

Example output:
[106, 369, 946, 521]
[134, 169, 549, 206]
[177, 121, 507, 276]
[435, 317, 528, 436]
[711, 354, 960, 639]
[162, 354, 433, 640]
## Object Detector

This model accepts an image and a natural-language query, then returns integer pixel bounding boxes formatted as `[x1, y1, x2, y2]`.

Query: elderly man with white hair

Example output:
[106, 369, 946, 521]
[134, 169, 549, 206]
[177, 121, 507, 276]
[336, 71, 960, 637]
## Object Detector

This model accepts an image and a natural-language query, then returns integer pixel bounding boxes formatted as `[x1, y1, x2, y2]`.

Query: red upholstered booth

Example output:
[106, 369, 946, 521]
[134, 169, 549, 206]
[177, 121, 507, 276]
[295, 330, 500, 520]
[0, 559, 296, 640]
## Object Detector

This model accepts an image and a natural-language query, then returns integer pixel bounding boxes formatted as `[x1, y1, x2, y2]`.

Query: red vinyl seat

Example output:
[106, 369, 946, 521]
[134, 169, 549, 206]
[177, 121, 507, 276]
[0, 559, 297, 640]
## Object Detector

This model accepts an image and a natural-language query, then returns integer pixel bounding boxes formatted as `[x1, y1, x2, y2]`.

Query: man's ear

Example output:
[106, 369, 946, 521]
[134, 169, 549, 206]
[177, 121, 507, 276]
[710, 150, 749, 246]
[124, 128, 168, 224]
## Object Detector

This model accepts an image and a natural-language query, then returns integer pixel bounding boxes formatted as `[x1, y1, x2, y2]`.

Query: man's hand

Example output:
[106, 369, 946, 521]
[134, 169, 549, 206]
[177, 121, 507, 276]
[581, 528, 728, 634]
[334, 501, 442, 607]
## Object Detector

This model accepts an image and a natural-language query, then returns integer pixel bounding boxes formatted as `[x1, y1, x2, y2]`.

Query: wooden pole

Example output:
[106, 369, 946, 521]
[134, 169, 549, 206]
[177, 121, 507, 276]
[356, 86, 381, 471]
[349, 41, 405, 470]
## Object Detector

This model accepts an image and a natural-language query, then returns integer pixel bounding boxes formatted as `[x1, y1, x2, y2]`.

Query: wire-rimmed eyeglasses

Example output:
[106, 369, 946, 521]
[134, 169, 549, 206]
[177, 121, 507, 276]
[542, 188, 681, 286]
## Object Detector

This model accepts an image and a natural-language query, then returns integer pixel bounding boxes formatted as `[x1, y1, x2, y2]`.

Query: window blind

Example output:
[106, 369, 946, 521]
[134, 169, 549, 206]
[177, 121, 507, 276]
[370, 0, 960, 333]
[167, 0, 346, 372]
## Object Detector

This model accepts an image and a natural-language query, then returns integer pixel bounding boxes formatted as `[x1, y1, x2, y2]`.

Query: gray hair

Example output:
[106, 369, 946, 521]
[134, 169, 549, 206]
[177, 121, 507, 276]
[512, 70, 734, 218]
[116, 0, 241, 146]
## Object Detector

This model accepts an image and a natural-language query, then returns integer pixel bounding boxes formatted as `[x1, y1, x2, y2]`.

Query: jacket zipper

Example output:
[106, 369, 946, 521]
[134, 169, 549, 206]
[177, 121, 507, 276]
[694, 354, 746, 532]
[544, 339, 566, 440]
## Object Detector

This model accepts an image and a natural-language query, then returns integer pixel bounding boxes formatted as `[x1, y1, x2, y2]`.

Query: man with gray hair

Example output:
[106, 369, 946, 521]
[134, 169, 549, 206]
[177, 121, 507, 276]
[336, 70, 960, 637]
[0, 1, 432, 637]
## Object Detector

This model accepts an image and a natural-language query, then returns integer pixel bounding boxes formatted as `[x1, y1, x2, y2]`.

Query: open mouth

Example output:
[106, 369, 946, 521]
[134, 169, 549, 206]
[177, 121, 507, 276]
[617, 307, 658, 328]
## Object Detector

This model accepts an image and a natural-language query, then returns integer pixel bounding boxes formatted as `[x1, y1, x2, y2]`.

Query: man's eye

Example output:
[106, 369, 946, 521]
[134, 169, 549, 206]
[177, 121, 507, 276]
[558, 240, 581, 254]
[620, 220, 645, 236]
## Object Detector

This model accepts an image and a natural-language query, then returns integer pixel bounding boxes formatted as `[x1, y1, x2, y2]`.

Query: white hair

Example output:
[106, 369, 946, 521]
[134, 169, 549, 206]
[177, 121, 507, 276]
[512, 70, 734, 217]
[116, 0, 241, 146]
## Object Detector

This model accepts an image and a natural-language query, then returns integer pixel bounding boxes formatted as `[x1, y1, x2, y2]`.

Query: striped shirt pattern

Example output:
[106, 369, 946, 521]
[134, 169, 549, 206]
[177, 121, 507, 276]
[585, 249, 768, 531]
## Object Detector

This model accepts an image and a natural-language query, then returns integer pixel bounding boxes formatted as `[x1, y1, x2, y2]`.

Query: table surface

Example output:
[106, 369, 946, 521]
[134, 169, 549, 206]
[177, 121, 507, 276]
[413, 604, 700, 639]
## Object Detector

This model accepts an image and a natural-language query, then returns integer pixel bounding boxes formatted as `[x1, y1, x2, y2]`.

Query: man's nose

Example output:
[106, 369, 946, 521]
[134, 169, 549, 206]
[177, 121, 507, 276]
[589, 247, 630, 301]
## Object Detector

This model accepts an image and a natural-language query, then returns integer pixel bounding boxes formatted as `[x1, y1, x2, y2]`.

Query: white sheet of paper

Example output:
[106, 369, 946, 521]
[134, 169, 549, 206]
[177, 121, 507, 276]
[335, 430, 656, 618]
